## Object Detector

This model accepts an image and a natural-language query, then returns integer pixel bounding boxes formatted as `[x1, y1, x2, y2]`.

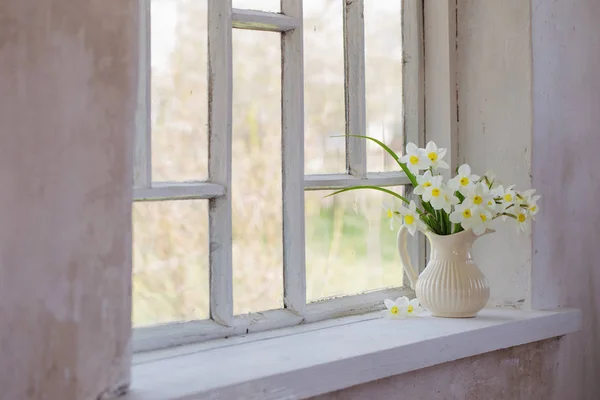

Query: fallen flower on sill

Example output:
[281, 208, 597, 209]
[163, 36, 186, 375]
[383, 296, 425, 319]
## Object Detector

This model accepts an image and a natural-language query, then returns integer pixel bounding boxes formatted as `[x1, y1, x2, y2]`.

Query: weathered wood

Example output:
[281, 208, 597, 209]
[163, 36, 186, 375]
[133, 182, 225, 201]
[232, 9, 298, 32]
[344, 0, 367, 178]
[403, 0, 425, 150]
[403, 0, 427, 274]
[281, 0, 307, 314]
[127, 309, 581, 400]
[132, 287, 412, 352]
[208, 0, 234, 327]
[424, 0, 458, 175]
[304, 171, 411, 190]
[134, 0, 151, 188]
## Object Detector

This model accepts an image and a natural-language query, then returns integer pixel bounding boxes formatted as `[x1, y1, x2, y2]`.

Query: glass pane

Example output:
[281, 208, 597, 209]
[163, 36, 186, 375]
[151, 0, 208, 182]
[365, 1, 404, 172]
[133, 200, 209, 327]
[304, 0, 346, 174]
[232, 30, 283, 314]
[233, 0, 279, 12]
[306, 187, 405, 302]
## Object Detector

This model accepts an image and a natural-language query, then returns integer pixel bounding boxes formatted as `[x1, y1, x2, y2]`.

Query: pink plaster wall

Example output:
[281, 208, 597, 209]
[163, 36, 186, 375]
[313, 339, 560, 400]
[0, 1, 136, 399]
[531, 0, 600, 399]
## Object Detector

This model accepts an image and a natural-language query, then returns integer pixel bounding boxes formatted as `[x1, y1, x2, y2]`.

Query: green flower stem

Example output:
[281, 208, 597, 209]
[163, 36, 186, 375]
[324, 185, 425, 214]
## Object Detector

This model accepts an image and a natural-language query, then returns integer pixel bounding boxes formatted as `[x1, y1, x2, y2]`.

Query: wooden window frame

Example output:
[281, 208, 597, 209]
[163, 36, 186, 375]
[133, 0, 437, 353]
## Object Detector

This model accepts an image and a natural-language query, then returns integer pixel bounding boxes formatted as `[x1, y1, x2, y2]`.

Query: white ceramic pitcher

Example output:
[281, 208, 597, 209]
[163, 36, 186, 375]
[397, 226, 492, 318]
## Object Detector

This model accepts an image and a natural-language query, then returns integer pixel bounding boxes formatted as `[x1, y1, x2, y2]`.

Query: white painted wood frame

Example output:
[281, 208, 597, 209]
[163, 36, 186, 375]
[133, 182, 225, 201]
[424, 0, 458, 175]
[207, 0, 234, 327]
[344, 0, 367, 178]
[133, 286, 413, 352]
[304, 171, 411, 190]
[134, 0, 151, 188]
[281, 0, 307, 314]
[132, 0, 427, 352]
[232, 9, 298, 32]
[403, 0, 427, 272]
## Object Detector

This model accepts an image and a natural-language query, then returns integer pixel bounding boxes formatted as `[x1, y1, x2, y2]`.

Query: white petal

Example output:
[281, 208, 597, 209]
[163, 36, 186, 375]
[409, 200, 417, 211]
[458, 164, 470, 176]
[384, 299, 395, 309]
[436, 159, 450, 170]
[437, 148, 448, 159]
[447, 178, 459, 190]
[406, 142, 418, 154]
[409, 298, 421, 308]
[407, 223, 417, 235]
[395, 296, 409, 307]
[449, 211, 462, 224]
[425, 141, 436, 152]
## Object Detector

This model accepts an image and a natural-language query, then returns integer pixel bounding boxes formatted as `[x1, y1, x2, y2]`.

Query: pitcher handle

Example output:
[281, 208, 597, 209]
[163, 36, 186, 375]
[397, 225, 419, 290]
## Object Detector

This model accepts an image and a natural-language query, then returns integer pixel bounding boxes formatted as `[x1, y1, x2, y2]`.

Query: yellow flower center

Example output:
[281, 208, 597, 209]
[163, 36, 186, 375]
[462, 209, 472, 218]
[488, 200, 493, 206]
[518, 213, 526, 223]
[480, 214, 487, 222]
[530, 205, 537, 212]
[409, 155, 419, 165]
[390, 306, 399, 315]
[387, 209, 393, 219]
[407, 305, 414, 313]
[428, 152, 438, 161]
[423, 181, 432, 188]
[405, 215, 415, 225]
[460, 177, 470, 186]
[473, 195, 483, 205]
[431, 188, 441, 197]
[504, 194, 513, 202]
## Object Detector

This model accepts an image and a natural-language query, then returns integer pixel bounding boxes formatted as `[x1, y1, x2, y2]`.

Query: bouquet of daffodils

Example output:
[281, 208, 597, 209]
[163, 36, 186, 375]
[329, 136, 540, 236]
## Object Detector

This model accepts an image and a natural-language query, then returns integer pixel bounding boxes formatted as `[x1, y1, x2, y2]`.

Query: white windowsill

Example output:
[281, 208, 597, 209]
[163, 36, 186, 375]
[123, 307, 581, 400]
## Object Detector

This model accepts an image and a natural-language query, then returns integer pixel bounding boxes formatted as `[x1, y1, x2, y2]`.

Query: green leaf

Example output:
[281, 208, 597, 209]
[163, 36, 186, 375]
[324, 185, 412, 206]
[332, 134, 419, 187]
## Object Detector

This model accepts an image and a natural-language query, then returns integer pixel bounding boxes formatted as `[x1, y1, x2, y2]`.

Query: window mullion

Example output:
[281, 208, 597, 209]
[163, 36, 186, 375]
[281, 0, 306, 314]
[134, 0, 151, 188]
[208, 0, 234, 327]
[344, 0, 367, 178]
[403, 0, 426, 273]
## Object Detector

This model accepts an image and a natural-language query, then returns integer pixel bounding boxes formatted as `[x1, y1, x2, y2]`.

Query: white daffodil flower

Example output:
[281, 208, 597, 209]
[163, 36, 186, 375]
[513, 206, 530, 232]
[400, 142, 431, 174]
[448, 164, 480, 194]
[464, 183, 494, 212]
[405, 298, 425, 317]
[383, 297, 424, 319]
[470, 207, 493, 235]
[398, 200, 422, 235]
[425, 141, 449, 170]
[413, 170, 434, 196]
[421, 175, 448, 211]
[482, 170, 500, 189]
[383, 297, 409, 319]
[449, 203, 491, 235]
[383, 203, 403, 231]
[442, 189, 460, 214]
[494, 184, 517, 209]
[522, 189, 540, 218]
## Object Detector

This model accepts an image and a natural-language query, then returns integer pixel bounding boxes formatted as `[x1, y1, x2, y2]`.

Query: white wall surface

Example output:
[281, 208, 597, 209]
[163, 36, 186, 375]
[456, 0, 533, 308]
